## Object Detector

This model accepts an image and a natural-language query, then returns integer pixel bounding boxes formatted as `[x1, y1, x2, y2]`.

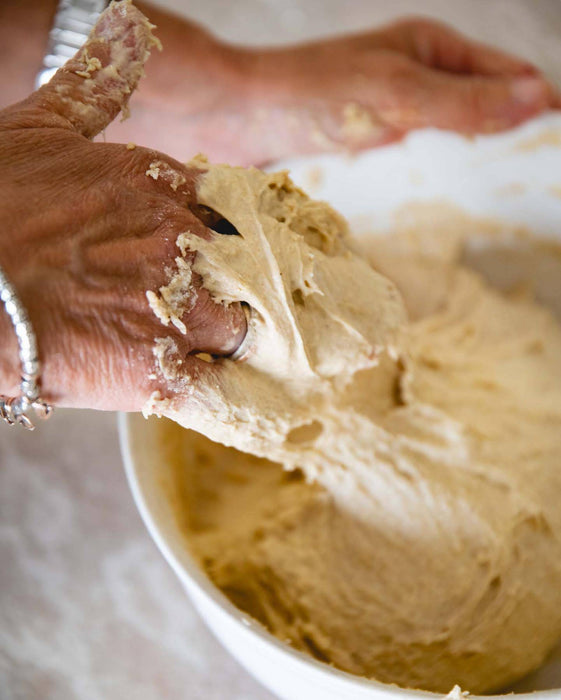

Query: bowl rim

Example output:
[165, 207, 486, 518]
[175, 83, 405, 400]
[119, 411, 560, 700]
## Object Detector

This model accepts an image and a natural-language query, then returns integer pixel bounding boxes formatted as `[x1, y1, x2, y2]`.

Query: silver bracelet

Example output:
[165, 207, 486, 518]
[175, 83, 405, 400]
[36, 0, 109, 89]
[0, 267, 54, 430]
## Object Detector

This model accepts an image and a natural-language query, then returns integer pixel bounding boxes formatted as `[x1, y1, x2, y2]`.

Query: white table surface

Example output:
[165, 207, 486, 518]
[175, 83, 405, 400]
[1, 2, 560, 699]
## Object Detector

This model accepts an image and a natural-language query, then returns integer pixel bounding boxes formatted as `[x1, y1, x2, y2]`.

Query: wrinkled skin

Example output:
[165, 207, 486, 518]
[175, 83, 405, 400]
[0, 2, 246, 411]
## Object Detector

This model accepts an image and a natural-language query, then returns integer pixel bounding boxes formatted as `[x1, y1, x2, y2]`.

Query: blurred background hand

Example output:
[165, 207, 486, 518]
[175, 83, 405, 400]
[236, 16, 560, 162]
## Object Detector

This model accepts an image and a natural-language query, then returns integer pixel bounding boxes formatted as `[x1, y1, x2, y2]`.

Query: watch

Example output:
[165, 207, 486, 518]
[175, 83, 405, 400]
[36, 0, 109, 88]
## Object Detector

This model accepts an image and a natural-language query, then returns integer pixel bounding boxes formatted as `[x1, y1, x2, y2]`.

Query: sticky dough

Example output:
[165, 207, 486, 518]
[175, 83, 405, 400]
[151, 163, 561, 694]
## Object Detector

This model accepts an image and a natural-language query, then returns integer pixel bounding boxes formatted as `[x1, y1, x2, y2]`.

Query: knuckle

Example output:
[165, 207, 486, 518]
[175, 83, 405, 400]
[123, 146, 164, 179]
[124, 146, 198, 199]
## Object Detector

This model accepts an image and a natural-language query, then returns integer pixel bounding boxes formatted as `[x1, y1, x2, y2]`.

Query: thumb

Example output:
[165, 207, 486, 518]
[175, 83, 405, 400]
[2, 0, 160, 138]
[379, 62, 553, 134]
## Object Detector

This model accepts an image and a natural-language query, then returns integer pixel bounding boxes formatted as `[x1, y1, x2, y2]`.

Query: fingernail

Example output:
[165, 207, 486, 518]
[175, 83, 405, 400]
[511, 77, 546, 105]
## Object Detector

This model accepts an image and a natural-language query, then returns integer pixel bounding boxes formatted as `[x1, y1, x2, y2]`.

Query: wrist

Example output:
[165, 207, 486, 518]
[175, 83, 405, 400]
[0, 282, 23, 398]
[242, 46, 307, 105]
[0, 214, 44, 399]
[133, 3, 251, 114]
[0, 262, 55, 426]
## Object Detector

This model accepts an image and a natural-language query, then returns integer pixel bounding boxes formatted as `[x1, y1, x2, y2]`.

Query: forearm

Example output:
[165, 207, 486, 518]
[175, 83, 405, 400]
[0, 1, 46, 396]
[135, 1, 249, 110]
[0, 201, 39, 398]
[0, 297, 19, 398]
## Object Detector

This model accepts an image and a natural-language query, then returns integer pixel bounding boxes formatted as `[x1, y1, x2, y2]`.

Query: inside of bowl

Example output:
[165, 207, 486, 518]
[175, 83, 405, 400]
[138, 216, 561, 693]
[141, 368, 561, 696]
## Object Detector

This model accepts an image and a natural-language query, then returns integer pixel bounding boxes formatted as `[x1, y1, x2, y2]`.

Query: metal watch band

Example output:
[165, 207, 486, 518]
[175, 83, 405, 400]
[36, 0, 109, 88]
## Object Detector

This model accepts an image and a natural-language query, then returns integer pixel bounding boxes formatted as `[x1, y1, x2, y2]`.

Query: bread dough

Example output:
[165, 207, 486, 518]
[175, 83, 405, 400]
[149, 163, 561, 694]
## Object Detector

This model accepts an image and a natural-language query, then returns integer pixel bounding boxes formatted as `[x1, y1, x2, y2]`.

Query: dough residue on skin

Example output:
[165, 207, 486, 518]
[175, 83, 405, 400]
[341, 102, 379, 142]
[145, 162, 161, 180]
[55, 1, 162, 133]
[146, 256, 194, 334]
[145, 159, 187, 192]
[149, 162, 561, 694]
[74, 52, 102, 79]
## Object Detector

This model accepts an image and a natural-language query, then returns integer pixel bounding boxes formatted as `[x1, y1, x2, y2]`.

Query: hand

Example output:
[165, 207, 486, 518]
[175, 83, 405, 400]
[0, 1, 246, 412]
[237, 17, 560, 161]
[102, 12, 559, 165]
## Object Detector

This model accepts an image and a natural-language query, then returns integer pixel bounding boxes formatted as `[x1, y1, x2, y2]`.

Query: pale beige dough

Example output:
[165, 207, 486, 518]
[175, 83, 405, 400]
[149, 163, 561, 694]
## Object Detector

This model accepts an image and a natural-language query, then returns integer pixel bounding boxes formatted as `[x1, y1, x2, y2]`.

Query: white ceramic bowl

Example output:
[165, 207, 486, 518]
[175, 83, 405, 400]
[120, 113, 561, 700]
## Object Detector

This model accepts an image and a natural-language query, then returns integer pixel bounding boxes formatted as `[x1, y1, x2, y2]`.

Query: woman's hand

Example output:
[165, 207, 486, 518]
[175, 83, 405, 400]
[237, 17, 560, 162]
[103, 11, 559, 165]
[0, 1, 246, 412]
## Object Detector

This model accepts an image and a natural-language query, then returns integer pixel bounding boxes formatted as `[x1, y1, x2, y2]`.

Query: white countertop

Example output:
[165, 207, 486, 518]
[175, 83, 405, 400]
[1, 2, 560, 698]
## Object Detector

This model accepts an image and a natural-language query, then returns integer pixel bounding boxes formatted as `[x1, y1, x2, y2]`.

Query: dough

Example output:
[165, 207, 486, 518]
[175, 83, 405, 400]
[149, 163, 561, 694]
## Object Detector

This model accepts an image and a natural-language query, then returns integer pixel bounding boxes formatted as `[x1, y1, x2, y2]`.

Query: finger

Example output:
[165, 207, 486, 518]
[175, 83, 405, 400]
[146, 271, 247, 358]
[376, 59, 553, 133]
[7, 0, 160, 138]
[184, 284, 248, 356]
[134, 207, 247, 357]
[382, 18, 539, 77]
